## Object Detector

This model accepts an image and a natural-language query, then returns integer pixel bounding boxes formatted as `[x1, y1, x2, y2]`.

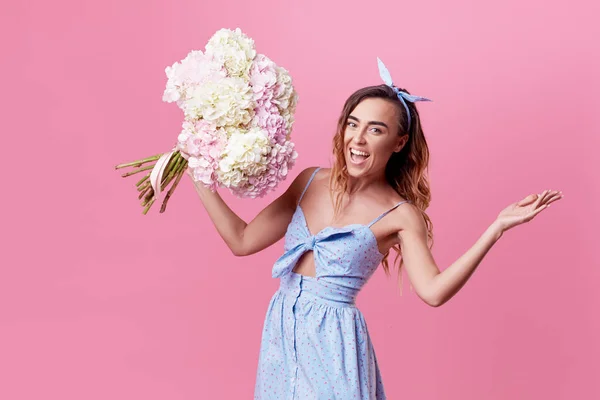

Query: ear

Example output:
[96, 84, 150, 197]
[393, 136, 408, 153]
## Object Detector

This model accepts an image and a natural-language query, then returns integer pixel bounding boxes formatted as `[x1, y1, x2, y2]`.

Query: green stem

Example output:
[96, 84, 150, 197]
[137, 180, 151, 192]
[136, 174, 149, 187]
[130, 151, 187, 215]
[115, 154, 162, 169]
[121, 164, 155, 177]
[142, 197, 156, 215]
[161, 154, 184, 191]
[141, 188, 154, 206]
[160, 153, 180, 185]
[138, 184, 151, 200]
[160, 167, 185, 213]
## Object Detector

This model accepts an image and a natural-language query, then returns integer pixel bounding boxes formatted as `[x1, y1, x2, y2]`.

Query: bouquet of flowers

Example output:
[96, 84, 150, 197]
[115, 28, 299, 214]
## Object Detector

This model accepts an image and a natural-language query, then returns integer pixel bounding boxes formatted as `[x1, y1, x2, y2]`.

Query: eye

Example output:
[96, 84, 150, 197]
[346, 121, 383, 133]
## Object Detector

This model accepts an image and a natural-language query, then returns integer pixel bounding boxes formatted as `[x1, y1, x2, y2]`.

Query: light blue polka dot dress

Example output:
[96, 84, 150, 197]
[254, 167, 410, 399]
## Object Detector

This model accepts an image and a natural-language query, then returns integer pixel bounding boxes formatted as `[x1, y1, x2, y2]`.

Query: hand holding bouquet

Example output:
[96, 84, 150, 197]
[115, 28, 299, 214]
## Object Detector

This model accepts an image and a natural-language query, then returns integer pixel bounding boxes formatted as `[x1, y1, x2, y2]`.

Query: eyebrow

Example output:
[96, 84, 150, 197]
[347, 115, 389, 129]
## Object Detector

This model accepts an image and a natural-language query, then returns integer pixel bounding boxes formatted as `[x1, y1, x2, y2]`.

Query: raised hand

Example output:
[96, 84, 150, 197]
[495, 189, 563, 233]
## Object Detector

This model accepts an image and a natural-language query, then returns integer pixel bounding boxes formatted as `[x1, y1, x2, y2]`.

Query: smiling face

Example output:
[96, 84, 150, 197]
[343, 97, 408, 178]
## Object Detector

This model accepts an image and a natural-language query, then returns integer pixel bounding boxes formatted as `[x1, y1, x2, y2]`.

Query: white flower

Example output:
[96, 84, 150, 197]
[272, 66, 295, 108]
[162, 50, 225, 106]
[280, 108, 296, 134]
[183, 76, 255, 127]
[217, 127, 271, 188]
[205, 28, 256, 80]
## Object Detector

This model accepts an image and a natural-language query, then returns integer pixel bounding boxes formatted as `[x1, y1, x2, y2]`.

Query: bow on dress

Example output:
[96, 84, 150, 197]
[271, 224, 356, 278]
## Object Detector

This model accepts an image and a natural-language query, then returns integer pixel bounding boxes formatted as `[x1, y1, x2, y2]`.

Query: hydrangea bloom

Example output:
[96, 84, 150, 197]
[205, 28, 256, 80]
[162, 50, 225, 107]
[177, 119, 226, 191]
[160, 28, 299, 198]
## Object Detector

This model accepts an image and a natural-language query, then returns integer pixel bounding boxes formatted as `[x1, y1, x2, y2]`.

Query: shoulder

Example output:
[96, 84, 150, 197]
[298, 166, 330, 185]
[297, 166, 323, 184]
[286, 166, 326, 199]
[388, 199, 427, 236]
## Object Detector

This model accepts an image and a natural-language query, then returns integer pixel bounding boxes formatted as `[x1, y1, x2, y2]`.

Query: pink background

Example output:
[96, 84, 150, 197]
[2, 0, 598, 398]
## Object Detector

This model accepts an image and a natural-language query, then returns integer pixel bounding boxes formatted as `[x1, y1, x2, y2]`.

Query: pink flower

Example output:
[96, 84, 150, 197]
[177, 119, 226, 190]
[249, 54, 278, 101]
[252, 103, 288, 144]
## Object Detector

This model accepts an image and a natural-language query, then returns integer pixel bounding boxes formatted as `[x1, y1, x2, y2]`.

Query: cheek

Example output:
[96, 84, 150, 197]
[371, 141, 395, 157]
[342, 130, 352, 144]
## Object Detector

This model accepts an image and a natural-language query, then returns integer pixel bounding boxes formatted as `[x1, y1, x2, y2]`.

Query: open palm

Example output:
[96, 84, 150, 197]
[496, 189, 563, 232]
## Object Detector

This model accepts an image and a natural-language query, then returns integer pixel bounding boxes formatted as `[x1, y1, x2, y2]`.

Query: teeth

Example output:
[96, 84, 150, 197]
[350, 148, 370, 157]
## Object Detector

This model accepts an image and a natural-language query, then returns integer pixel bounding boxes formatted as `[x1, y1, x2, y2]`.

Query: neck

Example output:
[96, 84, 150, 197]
[345, 169, 388, 195]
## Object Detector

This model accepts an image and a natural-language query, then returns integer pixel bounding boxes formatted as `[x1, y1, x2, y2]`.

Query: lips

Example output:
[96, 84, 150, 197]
[349, 147, 370, 165]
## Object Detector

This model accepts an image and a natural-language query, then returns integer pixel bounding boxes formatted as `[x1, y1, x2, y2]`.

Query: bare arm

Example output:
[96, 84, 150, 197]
[188, 166, 318, 257]
[395, 204, 503, 307]
[396, 190, 561, 307]
[429, 223, 503, 306]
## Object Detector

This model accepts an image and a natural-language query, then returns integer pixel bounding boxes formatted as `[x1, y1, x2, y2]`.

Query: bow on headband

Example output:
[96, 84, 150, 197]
[377, 57, 432, 132]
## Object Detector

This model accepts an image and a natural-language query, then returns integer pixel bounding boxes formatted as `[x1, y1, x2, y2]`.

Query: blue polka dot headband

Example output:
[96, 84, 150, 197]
[377, 57, 432, 132]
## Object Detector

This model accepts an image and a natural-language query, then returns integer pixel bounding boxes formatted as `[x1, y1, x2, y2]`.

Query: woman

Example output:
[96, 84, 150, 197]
[187, 63, 562, 399]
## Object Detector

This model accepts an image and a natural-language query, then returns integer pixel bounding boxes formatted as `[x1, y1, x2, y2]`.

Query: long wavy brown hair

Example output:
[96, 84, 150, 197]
[329, 84, 434, 295]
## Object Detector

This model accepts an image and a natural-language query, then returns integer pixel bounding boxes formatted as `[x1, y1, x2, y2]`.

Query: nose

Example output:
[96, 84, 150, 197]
[352, 128, 367, 144]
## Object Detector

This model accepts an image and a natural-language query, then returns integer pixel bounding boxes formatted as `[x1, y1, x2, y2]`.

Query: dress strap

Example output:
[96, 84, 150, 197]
[298, 167, 321, 204]
[367, 200, 410, 228]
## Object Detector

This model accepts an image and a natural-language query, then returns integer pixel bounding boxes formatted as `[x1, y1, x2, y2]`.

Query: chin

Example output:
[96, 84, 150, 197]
[344, 160, 369, 177]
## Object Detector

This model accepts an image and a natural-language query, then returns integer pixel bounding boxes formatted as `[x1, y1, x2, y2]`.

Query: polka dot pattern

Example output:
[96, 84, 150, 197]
[255, 167, 410, 399]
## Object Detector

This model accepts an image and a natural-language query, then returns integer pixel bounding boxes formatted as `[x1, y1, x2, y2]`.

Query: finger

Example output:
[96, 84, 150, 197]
[539, 189, 558, 205]
[530, 204, 549, 218]
[546, 192, 563, 205]
[543, 190, 556, 202]
[518, 194, 538, 206]
[533, 190, 549, 208]
[540, 190, 561, 206]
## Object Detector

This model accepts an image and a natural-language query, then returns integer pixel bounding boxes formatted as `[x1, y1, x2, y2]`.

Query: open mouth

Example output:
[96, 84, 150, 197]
[349, 148, 370, 164]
